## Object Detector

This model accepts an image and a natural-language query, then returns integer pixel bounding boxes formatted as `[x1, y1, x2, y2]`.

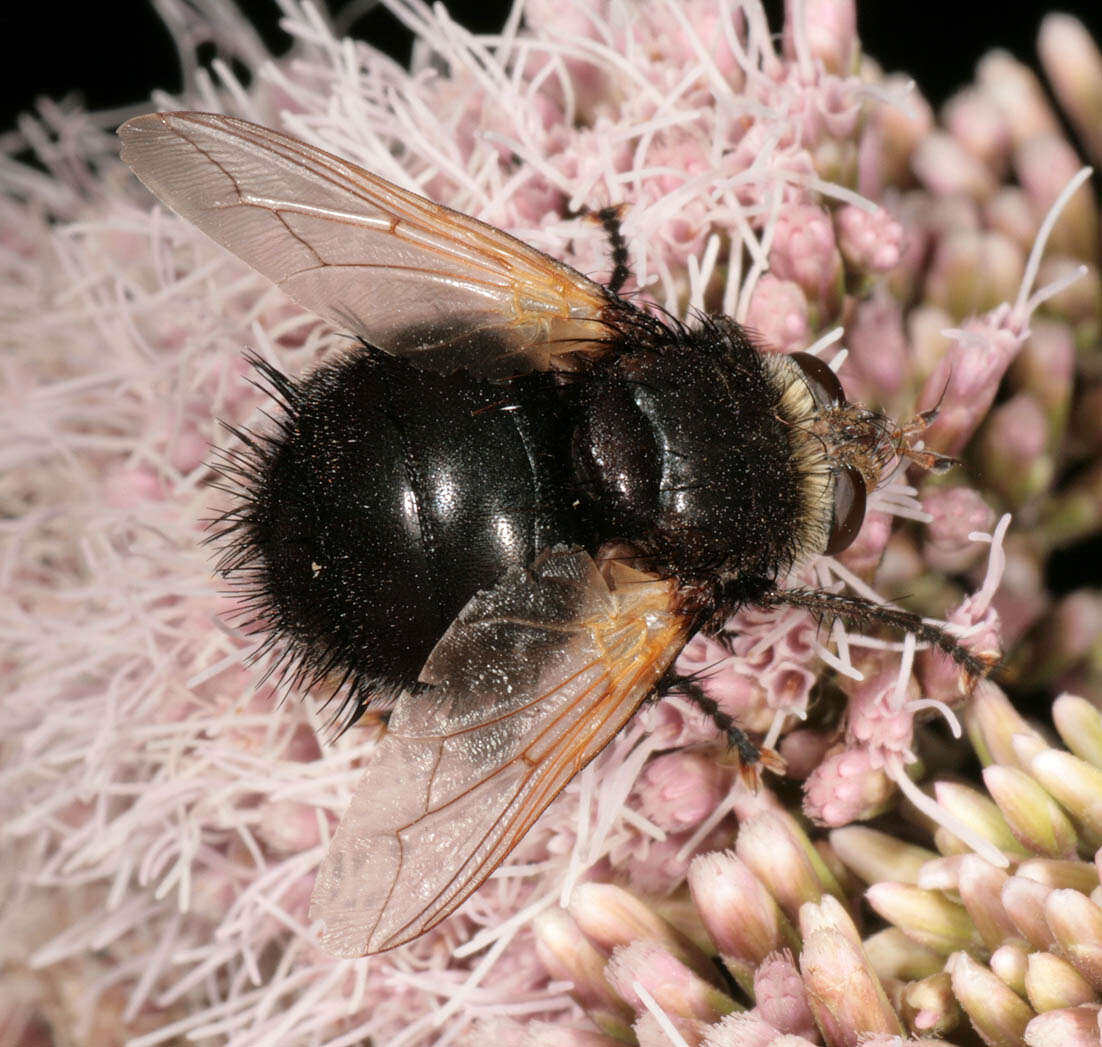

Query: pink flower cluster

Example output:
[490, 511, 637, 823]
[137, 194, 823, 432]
[5, 0, 1101, 1044]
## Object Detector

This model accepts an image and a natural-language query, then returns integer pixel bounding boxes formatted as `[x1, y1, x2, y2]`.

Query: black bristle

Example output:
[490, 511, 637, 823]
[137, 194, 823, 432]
[205, 353, 389, 735]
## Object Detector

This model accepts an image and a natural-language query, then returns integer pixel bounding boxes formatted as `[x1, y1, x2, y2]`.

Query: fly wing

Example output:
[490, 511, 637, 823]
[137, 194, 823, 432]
[118, 111, 619, 377]
[308, 547, 694, 956]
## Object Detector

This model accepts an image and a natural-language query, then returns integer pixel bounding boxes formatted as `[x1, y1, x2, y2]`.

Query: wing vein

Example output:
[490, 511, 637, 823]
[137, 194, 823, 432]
[118, 111, 616, 378]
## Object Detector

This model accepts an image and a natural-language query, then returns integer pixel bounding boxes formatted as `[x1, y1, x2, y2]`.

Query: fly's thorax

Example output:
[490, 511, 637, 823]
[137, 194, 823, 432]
[572, 325, 813, 584]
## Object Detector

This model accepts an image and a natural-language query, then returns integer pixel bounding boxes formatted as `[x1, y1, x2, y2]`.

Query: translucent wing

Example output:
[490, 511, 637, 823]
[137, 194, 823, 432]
[118, 111, 619, 377]
[308, 547, 693, 956]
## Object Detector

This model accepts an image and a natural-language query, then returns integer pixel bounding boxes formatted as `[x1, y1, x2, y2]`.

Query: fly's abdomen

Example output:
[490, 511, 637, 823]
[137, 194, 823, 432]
[234, 349, 587, 700]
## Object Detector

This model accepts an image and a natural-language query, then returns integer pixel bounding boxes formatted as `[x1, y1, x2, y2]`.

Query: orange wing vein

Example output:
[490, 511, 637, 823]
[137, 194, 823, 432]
[118, 111, 617, 377]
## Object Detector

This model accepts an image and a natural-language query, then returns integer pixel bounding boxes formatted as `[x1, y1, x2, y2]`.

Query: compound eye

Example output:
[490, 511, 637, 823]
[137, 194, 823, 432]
[791, 351, 845, 407]
[824, 466, 866, 555]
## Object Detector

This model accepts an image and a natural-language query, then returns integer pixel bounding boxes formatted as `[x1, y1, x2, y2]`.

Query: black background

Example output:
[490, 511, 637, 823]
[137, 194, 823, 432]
[4, 1, 1102, 133]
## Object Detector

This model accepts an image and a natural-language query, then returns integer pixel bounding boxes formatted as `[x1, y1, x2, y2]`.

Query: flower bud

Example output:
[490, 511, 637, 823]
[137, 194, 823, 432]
[1038, 13, 1102, 165]
[942, 86, 1011, 174]
[836, 509, 892, 578]
[687, 851, 798, 982]
[871, 75, 934, 186]
[697, 1011, 785, 1047]
[1002, 875, 1059, 950]
[1015, 134, 1099, 262]
[532, 909, 634, 1036]
[990, 941, 1030, 994]
[779, 728, 835, 780]
[783, 0, 858, 75]
[803, 746, 895, 826]
[1042, 458, 1102, 552]
[916, 854, 968, 893]
[1024, 1005, 1102, 1047]
[983, 764, 1078, 859]
[605, 941, 736, 1023]
[254, 799, 321, 855]
[1020, 749, 1102, 849]
[862, 927, 945, 982]
[1010, 319, 1075, 440]
[745, 275, 811, 354]
[946, 950, 1036, 1045]
[923, 229, 1024, 320]
[921, 486, 996, 575]
[976, 51, 1061, 146]
[736, 812, 843, 923]
[636, 751, 726, 834]
[754, 950, 817, 1040]
[1044, 889, 1102, 990]
[957, 855, 1017, 949]
[985, 186, 1039, 250]
[899, 971, 963, 1039]
[1053, 693, 1102, 769]
[865, 882, 983, 954]
[633, 1012, 709, 1047]
[829, 825, 937, 887]
[912, 132, 996, 199]
[568, 883, 716, 984]
[906, 303, 954, 386]
[843, 291, 906, 401]
[798, 893, 862, 948]
[1016, 858, 1098, 893]
[989, 534, 1049, 648]
[1024, 951, 1099, 1012]
[932, 780, 1026, 857]
[965, 681, 1047, 769]
[768, 204, 843, 315]
[975, 393, 1053, 506]
[800, 926, 903, 1044]
[917, 316, 1025, 457]
[835, 205, 903, 275]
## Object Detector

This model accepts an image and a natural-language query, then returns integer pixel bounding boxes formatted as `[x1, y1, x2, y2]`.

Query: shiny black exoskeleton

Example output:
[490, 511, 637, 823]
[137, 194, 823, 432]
[223, 318, 806, 718]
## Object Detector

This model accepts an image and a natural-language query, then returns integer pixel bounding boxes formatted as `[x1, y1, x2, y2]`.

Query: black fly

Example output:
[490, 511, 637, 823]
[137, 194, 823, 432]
[119, 112, 990, 956]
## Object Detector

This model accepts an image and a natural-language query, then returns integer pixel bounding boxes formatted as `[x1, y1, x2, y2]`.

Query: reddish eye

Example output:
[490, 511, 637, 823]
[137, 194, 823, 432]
[791, 351, 845, 407]
[824, 466, 866, 555]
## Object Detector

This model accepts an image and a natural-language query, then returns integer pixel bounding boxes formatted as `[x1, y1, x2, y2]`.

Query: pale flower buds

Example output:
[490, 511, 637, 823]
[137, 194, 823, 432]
[605, 941, 737, 1024]
[532, 909, 634, 1035]
[768, 203, 844, 315]
[835, 205, 903, 275]
[1024, 1005, 1102, 1047]
[688, 851, 798, 976]
[946, 951, 1036, 1044]
[1038, 13, 1102, 165]
[982, 765, 1078, 859]
[799, 923, 903, 1044]
[1024, 951, 1097, 1012]
[568, 883, 715, 982]
[746, 275, 812, 352]
[921, 486, 996, 574]
[865, 883, 983, 955]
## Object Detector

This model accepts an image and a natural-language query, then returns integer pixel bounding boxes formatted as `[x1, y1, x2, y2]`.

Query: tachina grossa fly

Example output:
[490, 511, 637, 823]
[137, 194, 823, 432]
[118, 112, 989, 956]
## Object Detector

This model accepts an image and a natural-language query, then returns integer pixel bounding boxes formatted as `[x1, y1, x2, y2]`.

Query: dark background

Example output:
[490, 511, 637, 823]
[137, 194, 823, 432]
[4, 1, 1102, 133]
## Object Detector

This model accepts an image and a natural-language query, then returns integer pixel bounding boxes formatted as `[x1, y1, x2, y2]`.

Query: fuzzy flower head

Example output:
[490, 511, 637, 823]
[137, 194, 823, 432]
[4, 1, 1102, 1046]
